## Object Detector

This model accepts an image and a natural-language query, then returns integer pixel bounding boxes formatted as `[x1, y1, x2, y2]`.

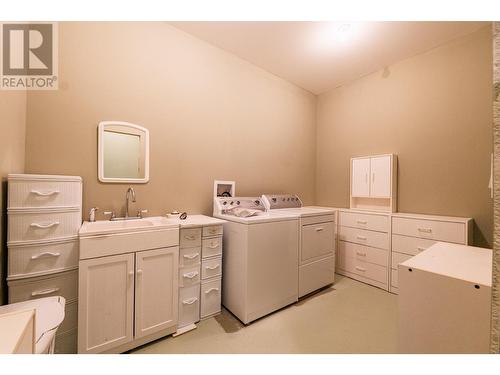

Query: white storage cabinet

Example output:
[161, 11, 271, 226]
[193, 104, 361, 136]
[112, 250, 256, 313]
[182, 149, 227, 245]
[7, 174, 82, 354]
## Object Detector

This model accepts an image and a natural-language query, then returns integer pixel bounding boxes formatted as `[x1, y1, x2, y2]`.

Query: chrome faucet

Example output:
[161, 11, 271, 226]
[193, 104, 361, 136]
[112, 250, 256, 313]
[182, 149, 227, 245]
[125, 187, 136, 218]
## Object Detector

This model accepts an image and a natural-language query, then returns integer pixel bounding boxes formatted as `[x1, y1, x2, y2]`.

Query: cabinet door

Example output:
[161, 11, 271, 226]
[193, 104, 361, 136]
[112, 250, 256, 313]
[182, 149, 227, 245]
[370, 155, 391, 198]
[351, 158, 371, 197]
[135, 247, 178, 339]
[78, 253, 134, 354]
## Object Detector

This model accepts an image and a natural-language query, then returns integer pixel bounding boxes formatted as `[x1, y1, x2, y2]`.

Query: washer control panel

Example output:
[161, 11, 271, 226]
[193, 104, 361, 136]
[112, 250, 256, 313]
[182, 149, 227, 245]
[262, 194, 302, 210]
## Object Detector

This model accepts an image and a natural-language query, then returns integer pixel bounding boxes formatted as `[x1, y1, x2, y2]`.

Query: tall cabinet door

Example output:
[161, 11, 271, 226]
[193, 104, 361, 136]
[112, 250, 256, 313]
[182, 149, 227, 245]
[78, 253, 134, 354]
[370, 155, 391, 198]
[351, 157, 371, 197]
[135, 247, 179, 339]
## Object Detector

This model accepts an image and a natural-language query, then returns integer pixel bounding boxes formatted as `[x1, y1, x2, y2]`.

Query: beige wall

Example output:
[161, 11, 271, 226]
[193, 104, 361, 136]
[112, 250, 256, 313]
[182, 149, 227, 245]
[25, 22, 317, 220]
[0, 91, 26, 304]
[316, 26, 493, 247]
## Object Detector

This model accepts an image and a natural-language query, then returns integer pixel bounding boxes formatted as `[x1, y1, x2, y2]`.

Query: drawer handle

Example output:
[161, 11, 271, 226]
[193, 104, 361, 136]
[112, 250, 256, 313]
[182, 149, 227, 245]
[182, 297, 198, 305]
[31, 190, 60, 196]
[184, 235, 197, 240]
[183, 271, 199, 279]
[207, 242, 220, 249]
[31, 252, 61, 260]
[417, 246, 426, 252]
[356, 235, 367, 240]
[315, 227, 324, 232]
[205, 264, 220, 270]
[355, 251, 367, 257]
[417, 228, 433, 233]
[31, 287, 59, 296]
[355, 266, 366, 272]
[30, 221, 60, 229]
[183, 253, 199, 260]
[356, 220, 367, 224]
[204, 287, 219, 294]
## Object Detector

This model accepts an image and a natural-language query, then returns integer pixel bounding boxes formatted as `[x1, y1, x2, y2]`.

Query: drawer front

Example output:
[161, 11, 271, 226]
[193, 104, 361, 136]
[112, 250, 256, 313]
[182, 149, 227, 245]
[8, 269, 78, 304]
[178, 284, 200, 328]
[391, 252, 413, 270]
[59, 300, 78, 334]
[55, 328, 77, 354]
[8, 239, 79, 279]
[179, 265, 201, 287]
[392, 217, 466, 244]
[8, 210, 81, 244]
[201, 256, 222, 280]
[338, 240, 388, 267]
[179, 247, 201, 267]
[202, 225, 223, 238]
[339, 211, 389, 233]
[301, 222, 334, 263]
[180, 228, 202, 248]
[338, 226, 389, 250]
[391, 268, 398, 288]
[201, 278, 222, 318]
[392, 234, 437, 256]
[8, 180, 81, 209]
[301, 214, 335, 226]
[338, 256, 387, 285]
[202, 237, 222, 259]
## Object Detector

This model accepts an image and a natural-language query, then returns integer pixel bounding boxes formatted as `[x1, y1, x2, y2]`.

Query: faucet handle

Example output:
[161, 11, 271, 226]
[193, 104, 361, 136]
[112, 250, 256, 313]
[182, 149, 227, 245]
[137, 209, 148, 218]
[103, 211, 116, 221]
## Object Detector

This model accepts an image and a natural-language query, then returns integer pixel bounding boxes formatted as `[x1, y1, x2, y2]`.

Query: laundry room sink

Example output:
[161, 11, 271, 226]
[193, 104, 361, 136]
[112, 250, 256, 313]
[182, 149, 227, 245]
[78, 216, 179, 259]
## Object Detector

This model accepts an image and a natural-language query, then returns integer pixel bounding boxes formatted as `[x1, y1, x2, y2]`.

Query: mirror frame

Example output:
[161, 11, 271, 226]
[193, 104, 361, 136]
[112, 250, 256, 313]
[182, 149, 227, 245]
[98, 121, 150, 183]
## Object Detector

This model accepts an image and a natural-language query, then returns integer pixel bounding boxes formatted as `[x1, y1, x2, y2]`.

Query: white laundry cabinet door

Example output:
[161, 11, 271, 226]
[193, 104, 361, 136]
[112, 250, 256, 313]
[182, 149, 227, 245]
[369, 155, 391, 198]
[135, 247, 178, 339]
[78, 253, 134, 354]
[351, 158, 371, 197]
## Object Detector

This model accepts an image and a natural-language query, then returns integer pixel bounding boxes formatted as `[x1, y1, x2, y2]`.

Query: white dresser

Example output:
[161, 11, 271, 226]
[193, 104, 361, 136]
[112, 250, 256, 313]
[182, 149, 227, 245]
[337, 210, 390, 290]
[390, 212, 473, 294]
[7, 174, 82, 354]
[175, 215, 225, 334]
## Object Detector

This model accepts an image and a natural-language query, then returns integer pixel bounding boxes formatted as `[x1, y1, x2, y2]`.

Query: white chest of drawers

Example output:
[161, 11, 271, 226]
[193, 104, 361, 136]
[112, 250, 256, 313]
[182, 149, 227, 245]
[337, 210, 390, 290]
[7, 174, 82, 354]
[390, 213, 473, 294]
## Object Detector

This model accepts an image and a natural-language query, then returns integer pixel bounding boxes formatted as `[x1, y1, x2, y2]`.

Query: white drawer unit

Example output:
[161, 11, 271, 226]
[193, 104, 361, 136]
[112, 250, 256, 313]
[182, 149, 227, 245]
[180, 228, 202, 248]
[174, 216, 225, 334]
[390, 213, 473, 294]
[8, 238, 79, 280]
[201, 256, 222, 280]
[202, 237, 222, 258]
[8, 269, 78, 304]
[201, 277, 222, 319]
[336, 210, 390, 291]
[178, 284, 200, 328]
[7, 174, 83, 353]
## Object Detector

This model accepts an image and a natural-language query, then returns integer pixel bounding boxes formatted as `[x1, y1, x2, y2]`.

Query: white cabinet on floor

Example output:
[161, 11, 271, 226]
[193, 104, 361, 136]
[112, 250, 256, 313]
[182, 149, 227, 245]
[350, 154, 397, 212]
[78, 253, 135, 353]
[135, 248, 178, 339]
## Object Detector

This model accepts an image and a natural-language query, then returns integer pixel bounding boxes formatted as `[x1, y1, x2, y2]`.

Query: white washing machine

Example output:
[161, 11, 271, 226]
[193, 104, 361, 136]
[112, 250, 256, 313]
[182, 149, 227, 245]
[213, 195, 299, 324]
[261, 194, 336, 297]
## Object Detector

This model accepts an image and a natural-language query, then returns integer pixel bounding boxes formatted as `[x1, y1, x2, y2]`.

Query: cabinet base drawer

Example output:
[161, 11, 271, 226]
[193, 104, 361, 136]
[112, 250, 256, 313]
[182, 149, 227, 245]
[8, 239, 79, 280]
[8, 269, 78, 304]
[202, 237, 222, 258]
[202, 225, 223, 238]
[8, 179, 82, 209]
[180, 228, 202, 248]
[299, 255, 334, 298]
[338, 240, 388, 267]
[338, 255, 387, 285]
[339, 211, 389, 233]
[201, 278, 221, 318]
[178, 284, 200, 328]
[201, 256, 222, 280]
[392, 217, 466, 244]
[179, 247, 201, 267]
[338, 226, 389, 250]
[392, 234, 436, 256]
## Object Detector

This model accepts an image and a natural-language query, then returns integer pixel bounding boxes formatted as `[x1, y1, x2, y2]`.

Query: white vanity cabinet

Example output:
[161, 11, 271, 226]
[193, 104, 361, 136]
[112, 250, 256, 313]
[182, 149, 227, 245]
[78, 225, 179, 354]
[7, 174, 82, 354]
[350, 154, 397, 212]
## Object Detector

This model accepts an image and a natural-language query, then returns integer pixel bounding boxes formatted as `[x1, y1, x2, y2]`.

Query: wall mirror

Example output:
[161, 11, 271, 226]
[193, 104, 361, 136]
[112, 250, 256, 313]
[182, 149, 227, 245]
[98, 121, 150, 183]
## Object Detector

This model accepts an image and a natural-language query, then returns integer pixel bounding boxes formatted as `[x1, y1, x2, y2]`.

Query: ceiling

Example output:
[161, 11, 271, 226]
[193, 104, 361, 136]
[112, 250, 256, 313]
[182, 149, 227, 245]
[170, 21, 488, 94]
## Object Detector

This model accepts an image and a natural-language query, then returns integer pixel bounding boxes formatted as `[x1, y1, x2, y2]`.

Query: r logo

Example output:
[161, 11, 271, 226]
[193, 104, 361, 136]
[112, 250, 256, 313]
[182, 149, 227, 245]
[2, 23, 53, 75]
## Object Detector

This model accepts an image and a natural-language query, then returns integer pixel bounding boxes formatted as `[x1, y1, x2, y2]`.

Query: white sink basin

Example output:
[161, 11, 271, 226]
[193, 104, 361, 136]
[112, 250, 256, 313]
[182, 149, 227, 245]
[79, 216, 180, 260]
[79, 216, 178, 237]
